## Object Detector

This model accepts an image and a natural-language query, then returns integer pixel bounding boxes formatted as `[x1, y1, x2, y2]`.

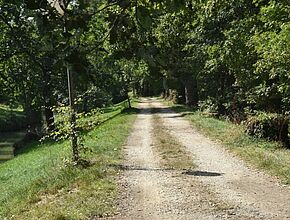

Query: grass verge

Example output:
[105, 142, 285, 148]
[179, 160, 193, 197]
[0, 107, 137, 219]
[162, 100, 290, 184]
[152, 110, 195, 170]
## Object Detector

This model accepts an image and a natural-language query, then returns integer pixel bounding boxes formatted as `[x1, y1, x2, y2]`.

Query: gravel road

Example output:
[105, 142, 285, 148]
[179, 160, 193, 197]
[114, 98, 290, 220]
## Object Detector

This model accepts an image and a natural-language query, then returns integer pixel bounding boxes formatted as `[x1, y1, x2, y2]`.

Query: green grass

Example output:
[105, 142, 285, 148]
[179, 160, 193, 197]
[0, 107, 137, 219]
[87, 100, 130, 123]
[163, 101, 290, 185]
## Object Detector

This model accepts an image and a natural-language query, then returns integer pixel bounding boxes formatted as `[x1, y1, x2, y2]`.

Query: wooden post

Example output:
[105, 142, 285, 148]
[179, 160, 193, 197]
[67, 66, 79, 162]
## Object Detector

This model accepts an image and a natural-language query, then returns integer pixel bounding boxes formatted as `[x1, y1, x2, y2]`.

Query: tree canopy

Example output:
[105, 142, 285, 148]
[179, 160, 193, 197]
[0, 0, 289, 148]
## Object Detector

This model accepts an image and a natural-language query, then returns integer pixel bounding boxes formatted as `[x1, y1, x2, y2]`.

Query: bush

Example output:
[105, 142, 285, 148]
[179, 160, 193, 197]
[198, 99, 219, 117]
[245, 112, 289, 148]
[198, 98, 247, 124]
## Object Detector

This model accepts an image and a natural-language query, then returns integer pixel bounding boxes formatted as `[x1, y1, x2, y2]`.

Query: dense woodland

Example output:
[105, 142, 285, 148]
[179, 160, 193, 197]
[0, 0, 289, 149]
[1, 1, 290, 218]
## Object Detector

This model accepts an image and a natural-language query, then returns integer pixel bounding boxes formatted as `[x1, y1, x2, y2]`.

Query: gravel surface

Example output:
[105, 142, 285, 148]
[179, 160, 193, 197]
[113, 98, 290, 220]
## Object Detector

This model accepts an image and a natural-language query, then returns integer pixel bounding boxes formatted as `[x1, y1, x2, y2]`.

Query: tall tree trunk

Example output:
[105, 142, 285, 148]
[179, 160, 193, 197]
[125, 86, 131, 108]
[132, 83, 136, 97]
[44, 106, 55, 132]
[183, 75, 198, 106]
[83, 96, 88, 113]
[163, 77, 169, 98]
[24, 107, 41, 133]
[177, 80, 186, 104]
[21, 82, 41, 133]
[127, 95, 131, 108]
[42, 66, 56, 132]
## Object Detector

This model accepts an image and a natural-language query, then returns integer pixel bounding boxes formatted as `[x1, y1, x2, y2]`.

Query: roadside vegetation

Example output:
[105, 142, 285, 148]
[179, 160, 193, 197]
[164, 101, 290, 185]
[0, 105, 26, 132]
[0, 106, 137, 219]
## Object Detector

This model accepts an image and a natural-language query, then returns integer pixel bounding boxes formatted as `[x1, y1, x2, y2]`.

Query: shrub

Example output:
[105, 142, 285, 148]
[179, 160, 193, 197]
[245, 112, 289, 148]
[198, 99, 219, 117]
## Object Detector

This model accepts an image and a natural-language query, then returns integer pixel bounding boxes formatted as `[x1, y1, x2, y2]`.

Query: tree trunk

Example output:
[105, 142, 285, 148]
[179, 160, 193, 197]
[126, 87, 131, 108]
[132, 84, 136, 97]
[177, 80, 186, 104]
[83, 96, 88, 113]
[24, 107, 41, 133]
[44, 106, 55, 132]
[42, 66, 56, 133]
[162, 77, 170, 98]
[184, 75, 198, 106]
[127, 96, 131, 108]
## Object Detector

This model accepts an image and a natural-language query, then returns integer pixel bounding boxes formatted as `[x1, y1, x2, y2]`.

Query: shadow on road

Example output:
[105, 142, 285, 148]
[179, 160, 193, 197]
[112, 164, 174, 171]
[110, 164, 223, 177]
[182, 170, 223, 177]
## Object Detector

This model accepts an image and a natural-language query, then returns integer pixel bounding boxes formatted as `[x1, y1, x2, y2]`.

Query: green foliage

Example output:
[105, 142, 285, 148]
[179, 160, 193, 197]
[198, 99, 219, 116]
[43, 100, 129, 157]
[1, 0, 290, 191]
[0, 105, 26, 132]
[245, 112, 289, 147]
[251, 21, 290, 111]
[0, 0, 137, 132]
[151, 0, 289, 143]
[0, 0, 288, 122]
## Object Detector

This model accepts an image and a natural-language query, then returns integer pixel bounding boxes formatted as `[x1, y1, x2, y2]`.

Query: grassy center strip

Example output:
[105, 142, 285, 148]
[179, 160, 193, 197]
[152, 109, 195, 170]
[162, 100, 290, 185]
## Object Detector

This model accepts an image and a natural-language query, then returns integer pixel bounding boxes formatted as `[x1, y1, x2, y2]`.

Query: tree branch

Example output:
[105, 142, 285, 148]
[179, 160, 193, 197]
[85, 6, 129, 54]
[0, 14, 44, 70]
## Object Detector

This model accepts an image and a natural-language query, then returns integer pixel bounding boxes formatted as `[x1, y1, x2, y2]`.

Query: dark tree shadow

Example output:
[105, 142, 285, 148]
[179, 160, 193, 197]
[182, 170, 223, 177]
[110, 164, 174, 171]
[110, 165, 223, 177]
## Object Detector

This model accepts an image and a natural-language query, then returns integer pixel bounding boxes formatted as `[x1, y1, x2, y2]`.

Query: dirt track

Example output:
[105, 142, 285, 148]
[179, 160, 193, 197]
[114, 98, 290, 220]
